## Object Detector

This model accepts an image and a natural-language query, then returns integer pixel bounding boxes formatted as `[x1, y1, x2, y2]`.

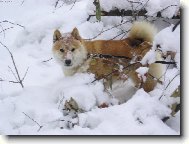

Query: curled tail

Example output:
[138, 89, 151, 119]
[129, 21, 157, 43]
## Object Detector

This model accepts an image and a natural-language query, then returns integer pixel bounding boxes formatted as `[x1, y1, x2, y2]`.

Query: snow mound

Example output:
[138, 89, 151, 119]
[76, 89, 178, 135]
[0, 73, 110, 135]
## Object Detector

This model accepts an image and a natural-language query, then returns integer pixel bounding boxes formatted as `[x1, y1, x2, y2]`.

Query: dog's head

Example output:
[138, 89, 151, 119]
[52, 28, 87, 69]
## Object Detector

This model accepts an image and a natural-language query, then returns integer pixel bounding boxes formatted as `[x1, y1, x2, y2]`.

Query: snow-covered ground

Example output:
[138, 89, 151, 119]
[0, 0, 180, 135]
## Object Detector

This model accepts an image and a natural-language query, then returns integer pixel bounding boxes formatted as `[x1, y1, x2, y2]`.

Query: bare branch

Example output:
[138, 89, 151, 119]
[8, 66, 19, 82]
[0, 24, 5, 38]
[42, 57, 53, 63]
[0, 20, 25, 29]
[8, 80, 20, 84]
[111, 32, 125, 40]
[20, 0, 25, 5]
[21, 67, 29, 82]
[0, 1, 12, 3]
[140, 0, 150, 11]
[159, 73, 180, 100]
[54, 0, 65, 12]
[85, 20, 132, 40]
[0, 41, 25, 88]
[69, 0, 76, 10]
[127, 0, 143, 5]
[54, 0, 60, 8]
[58, 93, 64, 109]
[0, 77, 24, 84]
[172, 20, 180, 32]
[0, 26, 14, 35]
[159, 5, 178, 13]
[23, 112, 43, 132]
[165, 73, 180, 90]
[162, 20, 172, 25]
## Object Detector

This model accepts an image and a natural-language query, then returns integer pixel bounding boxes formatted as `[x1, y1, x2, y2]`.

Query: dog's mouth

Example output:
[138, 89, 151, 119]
[64, 63, 73, 67]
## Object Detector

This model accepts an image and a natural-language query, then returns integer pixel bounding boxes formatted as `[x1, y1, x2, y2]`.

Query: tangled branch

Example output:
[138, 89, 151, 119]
[85, 20, 132, 40]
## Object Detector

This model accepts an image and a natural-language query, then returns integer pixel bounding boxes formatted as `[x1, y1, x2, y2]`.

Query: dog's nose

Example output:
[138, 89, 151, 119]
[65, 59, 71, 65]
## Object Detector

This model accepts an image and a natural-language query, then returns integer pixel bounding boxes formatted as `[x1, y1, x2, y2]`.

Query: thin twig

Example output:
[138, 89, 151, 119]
[54, 0, 60, 8]
[0, 42, 25, 88]
[139, 0, 150, 11]
[0, 20, 25, 29]
[69, 0, 77, 10]
[159, 5, 178, 13]
[0, 26, 14, 34]
[111, 29, 130, 40]
[162, 20, 172, 25]
[159, 73, 180, 100]
[23, 112, 43, 132]
[0, 1, 12, 3]
[127, 0, 143, 5]
[8, 80, 20, 84]
[86, 20, 132, 40]
[0, 78, 24, 84]
[157, 63, 171, 82]
[8, 66, 19, 81]
[172, 20, 180, 32]
[58, 93, 64, 109]
[42, 58, 53, 63]
[111, 32, 125, 40]
[20, 0, 25, 5]
[165, 73, 180, 90]
[0, 24, 5, 38]
[120, 31, 128, 40]
[54, 0, 65, 12]
[21, 67, 29, 82]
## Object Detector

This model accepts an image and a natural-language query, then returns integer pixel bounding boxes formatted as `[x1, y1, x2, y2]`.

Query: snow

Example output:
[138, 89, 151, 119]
[166, 111, 180, 132]
[136, 67, 149, 82]
[0, 0, 180, 135]
[141, 50, 156, 65]
[154, 25, 180, 53]
[153, 24, 180, 69]
[87, 0, 180, 18]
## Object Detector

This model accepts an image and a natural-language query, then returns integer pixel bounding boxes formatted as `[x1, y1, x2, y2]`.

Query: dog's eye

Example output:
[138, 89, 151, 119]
[71, 48, 75, 52]
[60, 49, 64, 53]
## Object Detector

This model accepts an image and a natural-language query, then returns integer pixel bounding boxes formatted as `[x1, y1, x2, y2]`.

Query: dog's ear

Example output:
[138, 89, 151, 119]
[53, 29, 62, 43]
[71, 27, 82, 41]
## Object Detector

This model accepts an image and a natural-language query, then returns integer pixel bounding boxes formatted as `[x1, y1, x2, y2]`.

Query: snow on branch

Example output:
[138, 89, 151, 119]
[87, 0, 180, 21]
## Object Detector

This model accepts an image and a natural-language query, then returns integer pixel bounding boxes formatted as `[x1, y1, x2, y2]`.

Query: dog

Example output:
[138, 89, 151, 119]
[52, 21, 164, 94]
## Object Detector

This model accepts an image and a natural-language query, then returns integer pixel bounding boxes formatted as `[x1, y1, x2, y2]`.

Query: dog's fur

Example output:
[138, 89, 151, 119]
[52, 21, 164, 92]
